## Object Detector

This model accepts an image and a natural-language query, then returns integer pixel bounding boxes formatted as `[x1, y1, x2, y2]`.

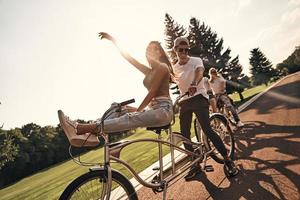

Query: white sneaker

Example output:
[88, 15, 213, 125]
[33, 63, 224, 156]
[58, 110, 99, 147]
[237, 121, 244, 127]
[58, 110, 78, 135]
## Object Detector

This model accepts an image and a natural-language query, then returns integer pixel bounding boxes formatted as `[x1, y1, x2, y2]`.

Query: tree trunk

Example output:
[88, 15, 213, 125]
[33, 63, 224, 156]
[238, 92, 244, 101]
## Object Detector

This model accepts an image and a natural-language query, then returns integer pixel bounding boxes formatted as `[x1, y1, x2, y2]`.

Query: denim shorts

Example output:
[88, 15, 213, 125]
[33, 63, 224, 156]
[101, 96, 173, 133]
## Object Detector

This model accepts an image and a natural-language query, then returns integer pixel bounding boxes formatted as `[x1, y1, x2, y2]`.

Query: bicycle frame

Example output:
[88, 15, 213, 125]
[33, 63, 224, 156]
[110, 134, 211, 181]
[94, 93, 216, 199]
[216, 94, 237, 126]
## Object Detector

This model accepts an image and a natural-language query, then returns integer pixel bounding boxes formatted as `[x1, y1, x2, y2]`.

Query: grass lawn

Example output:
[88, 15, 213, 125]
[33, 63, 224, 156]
[229, 83, 270, 106]
[0, 122, 183, 200]
[0, 83, 270, 200]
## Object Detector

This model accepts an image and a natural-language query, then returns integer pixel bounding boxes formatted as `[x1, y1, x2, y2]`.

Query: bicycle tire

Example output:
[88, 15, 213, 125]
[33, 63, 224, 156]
[194, 114, 235, 164]
[59, 169, 138, 200]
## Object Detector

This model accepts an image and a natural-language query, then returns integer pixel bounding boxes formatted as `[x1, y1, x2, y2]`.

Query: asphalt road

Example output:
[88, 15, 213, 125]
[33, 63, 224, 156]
[137, 72, 300, 200]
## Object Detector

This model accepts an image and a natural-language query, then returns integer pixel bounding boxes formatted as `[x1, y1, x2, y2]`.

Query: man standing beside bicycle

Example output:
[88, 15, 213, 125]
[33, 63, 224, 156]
[208, 67, 244, 128]
[172, 37, 239, 179]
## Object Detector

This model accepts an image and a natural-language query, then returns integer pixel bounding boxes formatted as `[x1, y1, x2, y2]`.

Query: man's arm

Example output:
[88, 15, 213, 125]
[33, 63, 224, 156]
[220, 75, 227, 93]
[188, 66, 204, 96]
[192, 67, 204, 85]
[192, 58, 205, 85]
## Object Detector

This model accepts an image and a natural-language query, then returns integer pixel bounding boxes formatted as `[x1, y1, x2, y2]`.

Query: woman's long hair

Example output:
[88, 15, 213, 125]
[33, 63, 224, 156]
[149, 41, 175, 83]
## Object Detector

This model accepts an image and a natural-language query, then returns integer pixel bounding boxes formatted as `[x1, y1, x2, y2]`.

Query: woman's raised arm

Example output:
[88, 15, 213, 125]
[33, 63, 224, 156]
[99, 32, 150, 75]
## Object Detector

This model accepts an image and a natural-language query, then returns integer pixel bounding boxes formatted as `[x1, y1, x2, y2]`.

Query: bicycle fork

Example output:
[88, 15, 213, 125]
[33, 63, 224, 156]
[103, 165, 112, 200]
[102, 139, 113, 200]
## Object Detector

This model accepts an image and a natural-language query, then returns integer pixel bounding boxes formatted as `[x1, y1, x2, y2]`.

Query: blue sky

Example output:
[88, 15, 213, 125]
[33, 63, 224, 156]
[0, 0, 300, 129]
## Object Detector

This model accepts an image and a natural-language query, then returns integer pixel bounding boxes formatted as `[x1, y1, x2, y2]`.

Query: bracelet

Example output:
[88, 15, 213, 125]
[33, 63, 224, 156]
[191, 80, 197, 86]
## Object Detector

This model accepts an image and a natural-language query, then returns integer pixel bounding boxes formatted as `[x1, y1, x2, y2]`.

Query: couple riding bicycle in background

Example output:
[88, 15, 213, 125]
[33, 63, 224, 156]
[58, 32, 240, 180]
[204, 68, 244, 128]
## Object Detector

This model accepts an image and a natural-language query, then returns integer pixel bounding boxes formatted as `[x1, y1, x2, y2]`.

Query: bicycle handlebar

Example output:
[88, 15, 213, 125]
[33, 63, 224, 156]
[173, 92, 189, 107]
[100, 98, 135, 130]
[119, 98, 135, 107]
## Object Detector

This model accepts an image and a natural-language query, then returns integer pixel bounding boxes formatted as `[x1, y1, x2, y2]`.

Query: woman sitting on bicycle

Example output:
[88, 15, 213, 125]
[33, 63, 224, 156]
[58, 32, 173, 146]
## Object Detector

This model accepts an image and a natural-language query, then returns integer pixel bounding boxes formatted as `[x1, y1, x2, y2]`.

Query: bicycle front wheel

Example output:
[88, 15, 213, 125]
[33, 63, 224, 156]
[194, 114, 235, 164]
[59, 169, 138, 200]
[206, 114, 235, 163]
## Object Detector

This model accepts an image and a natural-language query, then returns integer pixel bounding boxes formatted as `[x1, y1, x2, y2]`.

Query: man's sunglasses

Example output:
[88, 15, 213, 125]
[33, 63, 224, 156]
[177, 48, 189, 53]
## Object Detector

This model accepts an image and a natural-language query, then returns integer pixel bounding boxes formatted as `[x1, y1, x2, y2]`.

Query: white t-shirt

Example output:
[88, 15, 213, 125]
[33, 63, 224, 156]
[209, 75, 226, 94]
[203, 77, 210, 91]
[173, 57, 208, 100]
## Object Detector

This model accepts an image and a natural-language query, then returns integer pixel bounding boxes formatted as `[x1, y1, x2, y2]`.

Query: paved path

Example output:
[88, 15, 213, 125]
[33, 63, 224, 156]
[137, 72, 300, 200]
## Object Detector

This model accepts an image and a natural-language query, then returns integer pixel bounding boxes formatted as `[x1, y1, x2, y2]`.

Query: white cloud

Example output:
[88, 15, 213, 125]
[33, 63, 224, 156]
[241, 4, 300, 69]
[239, 0, 252, 7]
[255, 26, 300, 65]
[288, 0, 300, 6]
[234, 0, 252, 16]
[281, 7, 300, 24]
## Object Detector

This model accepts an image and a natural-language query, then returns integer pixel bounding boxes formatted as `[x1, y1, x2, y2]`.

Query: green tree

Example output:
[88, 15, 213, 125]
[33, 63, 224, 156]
[249, 48, 278, 86]
[223, 56, 249, 100]
[188, 17, 246, 93]
[164, 13, 187, 63]
[188, 17, 231, 71]
[0, 122, 99, 187]
[0, 128, 26, 187]
[52, 125, 70, 163]
[277, 46, 300, 74]
[0, 130, 18, 170]
[0, 123, 64, 187]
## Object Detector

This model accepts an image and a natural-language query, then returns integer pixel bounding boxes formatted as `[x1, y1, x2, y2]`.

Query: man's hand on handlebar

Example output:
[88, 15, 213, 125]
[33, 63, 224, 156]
[188, 85, 197, 96]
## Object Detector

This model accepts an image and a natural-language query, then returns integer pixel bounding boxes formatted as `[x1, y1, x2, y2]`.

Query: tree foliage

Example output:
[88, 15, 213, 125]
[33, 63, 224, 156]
[277, 46, 300, 75]
[0, 121, 132, 188]
[164, 13, 187, 63]
[249, 48, 279, 86]
[0, 130, 18, 170]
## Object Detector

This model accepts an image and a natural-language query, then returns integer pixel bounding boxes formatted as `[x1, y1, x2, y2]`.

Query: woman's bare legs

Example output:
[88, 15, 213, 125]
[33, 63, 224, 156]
[77, 123, 99, 135]
[75, 105, 137, 135]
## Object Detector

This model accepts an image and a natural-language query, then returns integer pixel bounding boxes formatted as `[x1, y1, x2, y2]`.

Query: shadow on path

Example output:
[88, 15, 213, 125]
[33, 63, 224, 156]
[190, 121, 300, 200]
[242, 80, 300, 114]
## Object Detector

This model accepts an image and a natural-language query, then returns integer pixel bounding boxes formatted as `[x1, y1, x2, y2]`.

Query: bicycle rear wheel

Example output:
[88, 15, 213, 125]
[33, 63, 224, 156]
[59, 169, 138, 200]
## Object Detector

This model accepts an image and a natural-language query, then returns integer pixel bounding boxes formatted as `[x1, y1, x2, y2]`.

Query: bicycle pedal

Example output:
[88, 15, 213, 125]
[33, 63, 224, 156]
[152, 166, 160, 171]
[204, 165, 214, 172]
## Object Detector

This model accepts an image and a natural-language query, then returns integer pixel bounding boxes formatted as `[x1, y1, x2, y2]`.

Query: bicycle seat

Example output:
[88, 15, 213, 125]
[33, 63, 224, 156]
[146, 124, 170, 134]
